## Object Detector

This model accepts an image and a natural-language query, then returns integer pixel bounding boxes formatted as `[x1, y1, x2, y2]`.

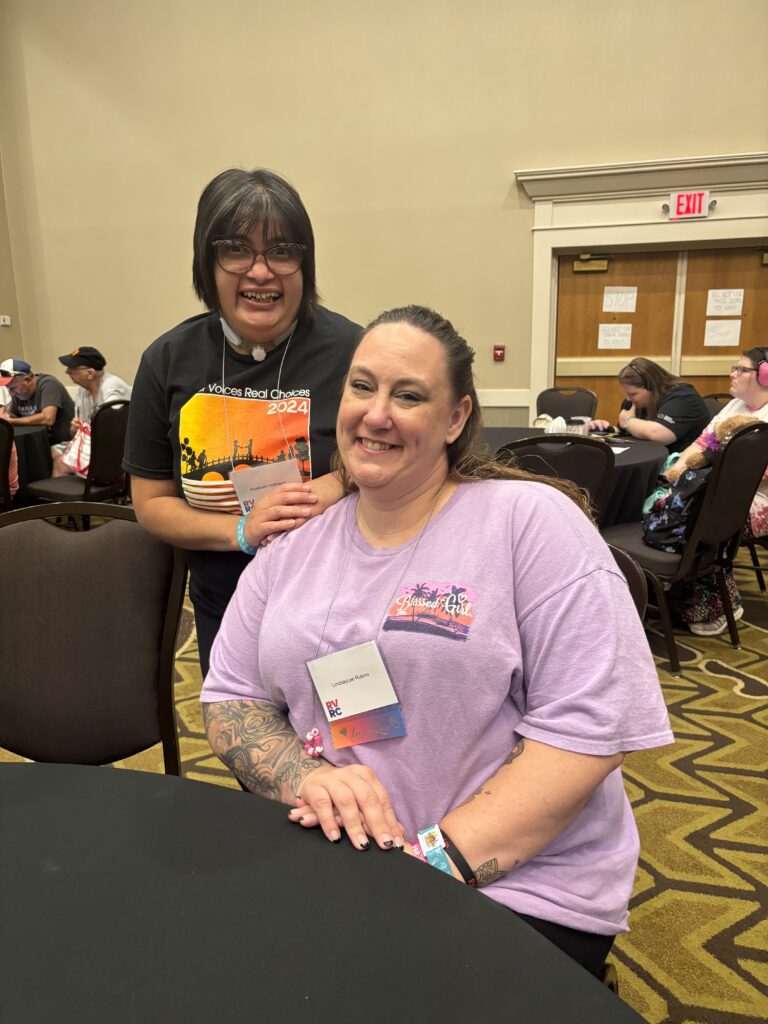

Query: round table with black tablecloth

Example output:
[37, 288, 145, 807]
[0, 763, 644, 1024]
[481, 426, 667, 528]
[12, 423, 53, 495]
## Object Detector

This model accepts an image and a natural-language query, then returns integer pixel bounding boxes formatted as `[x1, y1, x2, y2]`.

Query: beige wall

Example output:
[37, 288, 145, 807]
[1, 0, 767, 390]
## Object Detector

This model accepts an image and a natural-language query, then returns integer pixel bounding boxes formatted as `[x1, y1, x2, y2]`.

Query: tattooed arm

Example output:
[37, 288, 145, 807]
[203, 699, 330, 802]
[439, 738, 624, 888]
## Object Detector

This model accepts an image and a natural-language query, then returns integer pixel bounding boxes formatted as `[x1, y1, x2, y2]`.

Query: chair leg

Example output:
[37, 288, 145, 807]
[715, 567, 741, 649]
[646, 572, 681, 675]
[745, 540, 766, 592]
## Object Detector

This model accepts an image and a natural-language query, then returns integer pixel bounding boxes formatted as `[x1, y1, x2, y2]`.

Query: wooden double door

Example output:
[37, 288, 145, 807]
[555, 246, 767, 422]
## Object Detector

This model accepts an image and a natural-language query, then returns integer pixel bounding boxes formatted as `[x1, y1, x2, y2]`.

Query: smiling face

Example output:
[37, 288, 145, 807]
[621, 383, 651, 410]
[214, 226, 304, 347]
[336, 322, 472, 499]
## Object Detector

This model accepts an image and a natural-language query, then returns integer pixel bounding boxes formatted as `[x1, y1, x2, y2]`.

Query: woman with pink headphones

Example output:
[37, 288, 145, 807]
[666, 346, 768, 635]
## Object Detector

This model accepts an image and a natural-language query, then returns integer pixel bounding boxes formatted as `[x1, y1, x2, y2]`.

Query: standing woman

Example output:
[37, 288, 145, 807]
[124, 169, 361, 672]
[589, 358, 710, 452]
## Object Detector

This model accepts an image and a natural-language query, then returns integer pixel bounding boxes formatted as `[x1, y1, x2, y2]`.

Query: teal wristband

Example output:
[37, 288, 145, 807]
[416, 824, 455, 878]
[236, 514, 258, 556]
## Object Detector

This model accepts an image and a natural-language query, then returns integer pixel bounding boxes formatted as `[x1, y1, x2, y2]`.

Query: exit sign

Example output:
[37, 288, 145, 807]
[668, 190, 710, 220]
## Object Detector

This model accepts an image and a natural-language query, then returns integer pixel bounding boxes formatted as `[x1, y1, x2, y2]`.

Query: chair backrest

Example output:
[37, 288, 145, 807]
[607, 544, 648, 619]
[0, 502, 186, 772]
[0, 419, 12, 509]
[702, 392, 732, 419]
[679, 420, 768, 576]
[536, 387, 598, 420]
[86, 399, 130, 494]
[496, 435, 615, 518]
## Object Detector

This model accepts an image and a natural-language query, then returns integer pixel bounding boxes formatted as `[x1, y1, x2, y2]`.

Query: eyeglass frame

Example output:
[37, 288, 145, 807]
[730, 365, 757, 376]
[212, 239, 307, 277]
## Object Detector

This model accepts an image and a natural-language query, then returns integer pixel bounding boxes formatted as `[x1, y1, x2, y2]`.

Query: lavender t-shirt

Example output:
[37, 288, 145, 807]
[203, 479, 673, 935]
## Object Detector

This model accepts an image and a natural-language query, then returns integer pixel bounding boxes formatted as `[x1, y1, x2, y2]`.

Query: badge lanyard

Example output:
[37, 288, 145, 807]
[220, 318, 300, 511]
[306, 486, 445, 749]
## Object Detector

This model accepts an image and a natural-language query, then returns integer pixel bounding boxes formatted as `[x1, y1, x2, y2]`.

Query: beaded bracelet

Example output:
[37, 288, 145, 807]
[236, 514, 259, 556]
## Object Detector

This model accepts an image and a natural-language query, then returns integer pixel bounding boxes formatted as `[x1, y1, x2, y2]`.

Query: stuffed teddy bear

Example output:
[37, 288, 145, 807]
[664, 414, 758, 483]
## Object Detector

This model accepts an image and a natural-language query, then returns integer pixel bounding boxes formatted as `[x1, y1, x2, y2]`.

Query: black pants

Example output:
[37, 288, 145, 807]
[193, 603, 221, 678]
[514, 911, 615, 977]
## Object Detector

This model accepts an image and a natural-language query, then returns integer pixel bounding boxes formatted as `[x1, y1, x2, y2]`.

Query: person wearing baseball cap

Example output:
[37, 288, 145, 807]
[0, 358, 74, 445]
[51, 346, 132, 478]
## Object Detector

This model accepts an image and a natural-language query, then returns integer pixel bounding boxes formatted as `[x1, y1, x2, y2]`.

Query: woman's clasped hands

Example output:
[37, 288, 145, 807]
[288, 764, 406, 852]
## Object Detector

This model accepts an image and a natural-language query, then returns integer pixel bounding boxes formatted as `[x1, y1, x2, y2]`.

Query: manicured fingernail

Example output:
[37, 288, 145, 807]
[382, 838, 394, 848]
[298, 816, 305, 822]
[330, 829, 340, 842]
[394, 837, 404, 849]
[357, 835, 370, 850]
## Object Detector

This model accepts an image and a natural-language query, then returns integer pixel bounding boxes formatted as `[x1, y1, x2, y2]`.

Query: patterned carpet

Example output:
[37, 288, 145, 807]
[2, 555, 766, 1023]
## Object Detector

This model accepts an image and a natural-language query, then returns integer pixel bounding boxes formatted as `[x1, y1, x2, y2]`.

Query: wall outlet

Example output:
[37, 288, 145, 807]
[0, 315, 11, 327]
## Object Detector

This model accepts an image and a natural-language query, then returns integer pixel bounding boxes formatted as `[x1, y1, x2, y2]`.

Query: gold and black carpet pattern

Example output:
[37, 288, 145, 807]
[3, 559, 766, 1023]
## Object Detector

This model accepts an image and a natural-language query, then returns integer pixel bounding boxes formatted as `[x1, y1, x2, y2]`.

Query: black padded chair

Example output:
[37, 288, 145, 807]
[0, 418, 13, 511]
[607, 544, 648, 619]
[0, 502, 186, 773]
[602, 421, 768, 674]
[536, 387, 598, 420]
[702, 392, 732, 419]
[741, 530, 767, 592]
[496, 435, 615, 519]
[24, 399, 130, 503]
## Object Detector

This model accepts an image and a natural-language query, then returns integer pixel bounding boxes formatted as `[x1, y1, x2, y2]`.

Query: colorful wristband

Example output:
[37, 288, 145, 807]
[236, 514, 258, 556]
[440, 829, 477, 887]
[416, 824, 454, 878]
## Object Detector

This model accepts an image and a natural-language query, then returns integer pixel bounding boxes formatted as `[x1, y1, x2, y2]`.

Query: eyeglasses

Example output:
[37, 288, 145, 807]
[730, 366, 757, 376]
[212, 239, 306, 277]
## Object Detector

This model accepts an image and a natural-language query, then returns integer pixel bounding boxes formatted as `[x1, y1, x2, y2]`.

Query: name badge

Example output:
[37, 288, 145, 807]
[307, 640, 407, 750]
[229, 459, 302, 514]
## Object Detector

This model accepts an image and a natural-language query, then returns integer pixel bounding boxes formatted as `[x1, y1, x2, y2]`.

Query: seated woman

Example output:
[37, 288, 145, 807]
[589, 358, 710, 452]
[202, 305, 673, 978]
[664, 347, 768, 635]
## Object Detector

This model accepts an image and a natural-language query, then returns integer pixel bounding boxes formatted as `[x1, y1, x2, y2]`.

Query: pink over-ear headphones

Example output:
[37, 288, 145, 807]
[756, 348, 768, 388]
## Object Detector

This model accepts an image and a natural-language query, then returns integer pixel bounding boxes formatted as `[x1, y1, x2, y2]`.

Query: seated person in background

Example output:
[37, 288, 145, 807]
[663, 347, 768, 636]
[202, 305, 673, 979]
[0, 358, 75, 445]
[0, 407, 19, 501]
[51, 346, 132, 478]
[589, 358, 710, 452]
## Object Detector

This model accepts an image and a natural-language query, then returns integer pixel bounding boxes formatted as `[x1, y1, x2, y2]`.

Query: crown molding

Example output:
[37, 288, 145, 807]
[515, 153, 768, 201]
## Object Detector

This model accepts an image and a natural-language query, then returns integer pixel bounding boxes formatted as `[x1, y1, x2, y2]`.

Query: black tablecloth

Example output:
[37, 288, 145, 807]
[13, 423, 52, 494]
[481, 427, 667, 528]
[0, 763, 643, 1024]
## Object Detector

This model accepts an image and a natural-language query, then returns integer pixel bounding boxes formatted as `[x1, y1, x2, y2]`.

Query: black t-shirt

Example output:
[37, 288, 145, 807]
[621, 383, 710, 453]
[123, 307, 362, 618]
[11, 373, 74, 444]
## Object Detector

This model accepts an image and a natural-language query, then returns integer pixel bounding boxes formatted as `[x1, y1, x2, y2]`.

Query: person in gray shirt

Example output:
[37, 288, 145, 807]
[0, 358, 74, 445]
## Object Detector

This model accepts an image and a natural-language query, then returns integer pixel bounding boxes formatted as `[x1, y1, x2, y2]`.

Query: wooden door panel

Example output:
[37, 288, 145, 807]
[682, 248, 768, 357]
[684, 375, 732, 400]
[557, 252, 679, 361]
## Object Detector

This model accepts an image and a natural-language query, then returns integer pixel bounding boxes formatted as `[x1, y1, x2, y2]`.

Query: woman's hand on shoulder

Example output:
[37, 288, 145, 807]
[253, 473, 345, 546]
[287, 764, 406, 852]
[242, 483, 319, 547]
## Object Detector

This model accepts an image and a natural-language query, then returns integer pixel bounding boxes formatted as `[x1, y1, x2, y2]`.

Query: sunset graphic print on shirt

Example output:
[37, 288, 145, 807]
[382, 580, 477, 641]
[178, 391, 312, 513]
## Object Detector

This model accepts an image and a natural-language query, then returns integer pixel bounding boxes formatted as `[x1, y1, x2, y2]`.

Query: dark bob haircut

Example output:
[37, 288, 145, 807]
[192, 168, 318, 322]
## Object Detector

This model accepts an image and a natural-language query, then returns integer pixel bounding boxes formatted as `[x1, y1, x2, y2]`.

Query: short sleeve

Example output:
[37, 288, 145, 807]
[200, 553, 277, 707]
[516, 567, 672, 755]
[122, 354, 175, 478]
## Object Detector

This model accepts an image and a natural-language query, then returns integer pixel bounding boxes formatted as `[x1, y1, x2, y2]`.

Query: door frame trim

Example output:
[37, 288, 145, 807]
[514, 153, 768, 412]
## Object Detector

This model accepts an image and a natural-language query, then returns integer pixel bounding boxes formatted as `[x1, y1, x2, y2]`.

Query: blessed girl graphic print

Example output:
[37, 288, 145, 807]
[383, 581, 477, 641]
[178, 386, 312, 512]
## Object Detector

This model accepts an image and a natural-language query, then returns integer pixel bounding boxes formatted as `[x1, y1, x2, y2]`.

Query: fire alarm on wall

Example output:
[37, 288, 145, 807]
[493, 345, 505, 362]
